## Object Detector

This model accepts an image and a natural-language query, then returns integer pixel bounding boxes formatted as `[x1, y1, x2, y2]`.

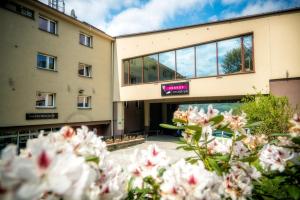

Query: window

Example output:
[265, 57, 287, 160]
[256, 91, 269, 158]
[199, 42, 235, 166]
[78, 96, 91, 108]
[37, 53, 56, 71]
[124, 60, 129, 85]
[36, 92, 55, 108]
[196, 43, 217, 77]
[159, 51, 176, 81]
[2, 2, 34, 19]
[80, 33, 92, 47]
[39, 16, 57, 34]
[176, 47, 195, 79]
[78, 63, 92, 77]
[123, 34, 254, 85]
[130, 58, 143, 84]
[144, 54, 158, 83]
[218, 37, 242, 75]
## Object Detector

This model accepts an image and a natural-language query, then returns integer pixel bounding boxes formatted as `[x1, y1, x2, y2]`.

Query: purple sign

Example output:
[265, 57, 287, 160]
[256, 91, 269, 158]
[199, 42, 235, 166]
[161, 82, 189, 96]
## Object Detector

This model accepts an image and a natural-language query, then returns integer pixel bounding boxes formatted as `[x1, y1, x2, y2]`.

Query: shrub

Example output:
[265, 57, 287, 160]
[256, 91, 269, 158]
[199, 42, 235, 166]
[238, 93, 293, 135]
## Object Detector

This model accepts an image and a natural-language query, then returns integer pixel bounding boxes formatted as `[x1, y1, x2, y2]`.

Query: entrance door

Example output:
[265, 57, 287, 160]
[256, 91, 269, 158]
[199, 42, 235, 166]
[149, 103, 162, 131]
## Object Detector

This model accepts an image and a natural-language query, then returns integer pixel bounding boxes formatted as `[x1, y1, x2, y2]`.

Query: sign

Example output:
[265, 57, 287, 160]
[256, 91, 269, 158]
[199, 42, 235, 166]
[26, 113, 58, 120]
[161, 82, 189, 96]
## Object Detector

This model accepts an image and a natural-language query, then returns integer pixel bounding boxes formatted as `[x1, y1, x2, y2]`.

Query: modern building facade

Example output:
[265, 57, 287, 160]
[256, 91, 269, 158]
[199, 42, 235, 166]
[0, 0, 299, 147]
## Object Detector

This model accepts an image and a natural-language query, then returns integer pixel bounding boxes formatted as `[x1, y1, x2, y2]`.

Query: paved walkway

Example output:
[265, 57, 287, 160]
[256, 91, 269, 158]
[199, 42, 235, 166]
[107, 135, 194, 166]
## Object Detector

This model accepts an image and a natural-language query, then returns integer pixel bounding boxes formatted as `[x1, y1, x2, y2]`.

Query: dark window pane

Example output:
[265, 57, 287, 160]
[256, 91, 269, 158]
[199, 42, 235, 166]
[80, 34, 85, 45]
[196, 43, 217, 77]
[218, 37, 242, 75]
[124, 61, 129, 84]
[78, 96, 84, 107]
[176, 47, 195, 79]
[78, 65, 84, 76]
[36, 93, 46, 106]
[49, 21, 56, 33]
[86, 66, 91, 77]
[130, 58, 142, 84]
[49, 57, 55, 70]
[144, 54, 158, 83]
[39, 17, 48, 31]
[159, 51, 175, 81]
[37, 54, 47, 68]
[243, 35, 253, 71]
[86, 36, 91, 47]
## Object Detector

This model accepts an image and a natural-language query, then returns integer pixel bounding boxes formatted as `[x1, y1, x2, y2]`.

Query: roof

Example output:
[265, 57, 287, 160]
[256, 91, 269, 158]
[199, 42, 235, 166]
[26, 0, 114, 41]
[116, 7, 300, 38]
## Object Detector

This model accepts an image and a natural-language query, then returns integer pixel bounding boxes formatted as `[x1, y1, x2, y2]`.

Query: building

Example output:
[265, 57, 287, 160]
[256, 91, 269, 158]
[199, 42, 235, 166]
[0, 0, 299, 148]
[0, 0, 114, 149]
[113, 8, 300, 136]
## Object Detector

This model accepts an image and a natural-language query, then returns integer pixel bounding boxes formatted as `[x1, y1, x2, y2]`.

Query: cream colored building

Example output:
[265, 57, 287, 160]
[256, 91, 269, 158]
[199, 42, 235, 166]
[0, 0, 114, 148]
[0, 0, 299, 147]
[113, 8, 300, 135]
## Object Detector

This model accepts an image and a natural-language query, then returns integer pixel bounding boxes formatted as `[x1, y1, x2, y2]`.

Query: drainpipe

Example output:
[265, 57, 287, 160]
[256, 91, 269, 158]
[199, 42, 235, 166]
[111, 41, 114, 137]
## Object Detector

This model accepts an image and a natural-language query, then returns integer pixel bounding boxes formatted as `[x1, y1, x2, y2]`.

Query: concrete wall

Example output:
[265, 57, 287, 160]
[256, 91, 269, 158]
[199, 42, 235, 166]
[114, 11, 300, 102]
[0, 0, 113, 127]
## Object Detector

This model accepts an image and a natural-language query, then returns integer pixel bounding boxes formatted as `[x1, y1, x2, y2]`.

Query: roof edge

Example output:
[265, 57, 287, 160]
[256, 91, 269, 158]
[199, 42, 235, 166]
[116, 7, 300, 38]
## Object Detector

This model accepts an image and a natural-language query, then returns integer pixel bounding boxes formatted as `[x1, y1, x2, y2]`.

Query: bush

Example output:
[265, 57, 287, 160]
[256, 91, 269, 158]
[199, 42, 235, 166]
[238, 93, 293, 135]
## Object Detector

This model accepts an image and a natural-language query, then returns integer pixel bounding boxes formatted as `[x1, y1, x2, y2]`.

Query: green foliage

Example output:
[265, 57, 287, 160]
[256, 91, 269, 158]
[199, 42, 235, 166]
[221, 47, 242, 74]
[238, 93, 293, 135]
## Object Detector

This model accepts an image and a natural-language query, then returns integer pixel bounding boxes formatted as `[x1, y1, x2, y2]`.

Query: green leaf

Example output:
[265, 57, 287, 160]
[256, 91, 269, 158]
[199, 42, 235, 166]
[160, 123, 184, 130]
[209, 115, 224, 125]
[292, 137, 300, 145]
[201, 137, 215, 145]
[172, 118, 187, 124]
[186, 125, 202, 132]
[236, 134, 247, 141]
[238, 156, 258, 163]
[287, 185, 300, 200]
[245, 121, 262, 128]
[85, 156, 99, 164]
[192, 130, 202, 143]
[207, 158, 222, 175]
[213, 155, 230, 162]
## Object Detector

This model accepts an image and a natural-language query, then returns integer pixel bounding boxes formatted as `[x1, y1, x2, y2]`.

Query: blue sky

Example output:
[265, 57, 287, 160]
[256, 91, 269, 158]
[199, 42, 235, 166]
[41, 0, 300, 36]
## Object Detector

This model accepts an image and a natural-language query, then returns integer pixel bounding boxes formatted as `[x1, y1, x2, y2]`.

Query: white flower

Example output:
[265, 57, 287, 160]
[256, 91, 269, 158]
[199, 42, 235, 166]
[259, 144, 294, 172]
[207, 137, 232, 155]
[233, 141, 250, 158]
[222, 110, 247, 133]
[224, 162, 260, 200]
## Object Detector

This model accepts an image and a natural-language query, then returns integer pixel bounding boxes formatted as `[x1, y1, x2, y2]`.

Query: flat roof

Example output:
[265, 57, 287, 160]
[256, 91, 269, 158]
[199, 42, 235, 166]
[116, 7, 300, 38]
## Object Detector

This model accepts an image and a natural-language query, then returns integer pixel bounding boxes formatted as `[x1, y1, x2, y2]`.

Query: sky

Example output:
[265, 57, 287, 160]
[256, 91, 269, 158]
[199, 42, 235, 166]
[40, 0, 300, 36]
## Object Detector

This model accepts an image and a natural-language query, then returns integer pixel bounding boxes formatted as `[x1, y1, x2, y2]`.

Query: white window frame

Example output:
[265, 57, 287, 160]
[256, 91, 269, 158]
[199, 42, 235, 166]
[37, 53, 56, 71]
[36, 92, 56, 108]
[39, 16, 57, 34]
[78, 63, 92, 77]
[77, 95, 91, 109]
[80, 33, 92, 47]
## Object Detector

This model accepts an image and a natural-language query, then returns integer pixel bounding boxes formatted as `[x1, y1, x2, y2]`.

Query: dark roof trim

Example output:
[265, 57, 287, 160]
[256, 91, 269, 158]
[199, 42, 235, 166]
[116, 7, 300, 38]
[28, 0, 114, 40]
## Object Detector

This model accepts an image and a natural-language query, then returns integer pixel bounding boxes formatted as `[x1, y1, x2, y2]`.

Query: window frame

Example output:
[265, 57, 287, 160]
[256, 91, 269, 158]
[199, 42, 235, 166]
[37, 53, 57, 71]
[122, 32, 255, 86]
[79, 33, 93, 48]
[1, 1, 35, 20]
[35, 92, 56, 108]
[77, 95, 92, 109]
[38, 15, 57, 35]
[78, 63, 92, 78]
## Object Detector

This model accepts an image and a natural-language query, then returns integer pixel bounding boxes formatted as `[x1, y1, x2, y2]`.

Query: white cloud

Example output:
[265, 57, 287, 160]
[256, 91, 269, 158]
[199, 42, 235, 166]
[209, 15, 218, 22]
[221, 0, 243, 5]
[223, 0, 293, 19]
[106, 0, 210, 36]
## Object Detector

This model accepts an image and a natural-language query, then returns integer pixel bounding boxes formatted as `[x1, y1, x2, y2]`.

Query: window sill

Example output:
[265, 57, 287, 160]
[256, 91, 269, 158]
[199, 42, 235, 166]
[79, 42, 93, 49]
[36, 106, 56, 109]
[37, 67, 58, 72]
[39, 28, 58, 36]
[77, 107, 92, 110]
[78, 75, 92, 78]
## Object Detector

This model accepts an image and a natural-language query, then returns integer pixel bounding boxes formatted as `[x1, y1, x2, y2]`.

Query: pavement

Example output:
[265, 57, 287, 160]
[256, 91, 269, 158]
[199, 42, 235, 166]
[107, 135, 194, 167]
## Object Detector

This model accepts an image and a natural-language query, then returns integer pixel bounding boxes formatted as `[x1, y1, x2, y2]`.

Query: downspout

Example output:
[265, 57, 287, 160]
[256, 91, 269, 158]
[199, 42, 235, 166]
[111, 41, 114, 137]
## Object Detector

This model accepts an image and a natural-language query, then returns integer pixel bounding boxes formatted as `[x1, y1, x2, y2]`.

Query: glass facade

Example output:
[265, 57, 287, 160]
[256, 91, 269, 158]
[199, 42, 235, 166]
[144, 54, 158, 83]
[123, 34, 254, 85]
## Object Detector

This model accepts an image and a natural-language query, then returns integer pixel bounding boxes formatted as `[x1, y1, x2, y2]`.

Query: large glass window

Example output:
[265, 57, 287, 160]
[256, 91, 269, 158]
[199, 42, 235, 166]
[78, 63, 92, 77]
[176, 47, 195, 79]
[218, 37, 242, 75]
[243, 35, 253, 71]
[37, 53, 56, 71]
[159, 51, 175, 81]
[144, 54, 158, 83]
[196, 43, 217, 77]
[80, 33, 92, 47]
[39, 16, 57, 34]
[124, 61, 129, 85]
[77, 96, 91, 108]
[130, 58, 143, 84]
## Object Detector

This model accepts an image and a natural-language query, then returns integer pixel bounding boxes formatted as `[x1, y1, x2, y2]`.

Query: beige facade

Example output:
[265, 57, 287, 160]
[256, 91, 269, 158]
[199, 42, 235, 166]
[0, 0, 114, 135]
